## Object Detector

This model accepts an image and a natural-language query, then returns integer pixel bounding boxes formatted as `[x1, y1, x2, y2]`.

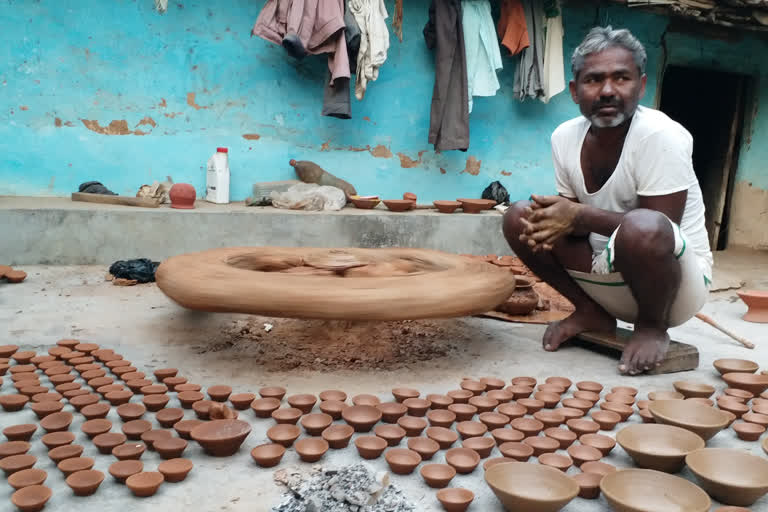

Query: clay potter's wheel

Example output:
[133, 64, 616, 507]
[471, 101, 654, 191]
[190, 419, 251, 456]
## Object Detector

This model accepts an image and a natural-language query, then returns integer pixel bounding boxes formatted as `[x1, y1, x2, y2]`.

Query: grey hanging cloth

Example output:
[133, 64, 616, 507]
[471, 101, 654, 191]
[424, 0, 469, 151]
[513, 0, 545, 101]
[321, 4, 361, 119]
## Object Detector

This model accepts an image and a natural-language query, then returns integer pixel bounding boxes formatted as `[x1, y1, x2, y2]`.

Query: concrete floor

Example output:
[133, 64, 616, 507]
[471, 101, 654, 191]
[1, 258, 767, 511]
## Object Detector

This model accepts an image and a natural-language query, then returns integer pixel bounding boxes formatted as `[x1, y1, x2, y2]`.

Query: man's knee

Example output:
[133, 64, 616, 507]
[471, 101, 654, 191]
[615, 209, 674, 259]
[502, 200, 531, 242]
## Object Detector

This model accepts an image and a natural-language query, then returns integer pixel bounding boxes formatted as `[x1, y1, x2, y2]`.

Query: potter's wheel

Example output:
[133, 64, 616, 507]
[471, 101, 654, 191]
[155, 247, 516, 321]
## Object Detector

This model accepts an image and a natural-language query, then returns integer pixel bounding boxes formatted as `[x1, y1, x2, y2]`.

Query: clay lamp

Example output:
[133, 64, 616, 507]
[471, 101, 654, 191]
[58, 457, 95, 478]
[599, 401, 634, 421]
[191, 419, 251, 456]
[251, 398, 282, 418]
[154, 437, 188, 459]
[126, 471, 164, 497]
[43, 365, 70, 377]
[468, 396, 498, 413]
[319, 399, 348, 420]
[300, 413, 333, 436]
[591, 410, 622, 431]
[561, 398, 593, 413]
[382, 199, 415, 212]
[523, 436, 559, 457]
[270, 407, 302, 425]
[673, 381, 715, 399]
[480, 377, 506, 391]
[62, 389, 88, 401]
[408, 436, 441, 459]
[724, 388, 754, 402]
[354, 436, 387, 459]
[163, 377, 187, 391]
[295, 438, 329, 463]
[576, 381, 604, 393]
[157, 408, 185, 428]
[117, 403, 146, 422]
[12, 352, 36, 364]
[377, 402, 408, 423]
[403, 397, 432, 416]
[755, 403, 768, 415]
[8, 468, 47, 490]
[425, 409, 454, 429]
[126, 379, 153, 393]
[55, 382, 81, 393]
[581, 460, 617, 477]
[105, 390, 134, 406]
[733, 421, 766, 441]
[112, 366, 138, 378]
[49, 444, 84, 464]
[175, 390, 202, 408]
[544, 427, 577, 449]
[33, 392, 64, 403]
[491, 427, 525, 446]
[48, 347, 71, 359]
[41, 432, 74, 450]
[12, 485, 52, 511]
[483, 457, 517, 471]
[714, 358, 759, 375]
[462, 436, 495, 458]
[93, 433, 127, 454]
[4, 424, 37, 442]
[0, 441, 30, 459]
[497, 403, 526, 420]
[722, 372, 768, 396]
[72, 343, 98, 354]
[374, 424, 406, 446]
[511, 376, 537, 387]
[266, 424, 300, 447]
[533, 411, 565, 429]
[318, 389, 347, 402]
[81, 419, 112, 439]
[426, 394, 454, 409]
[538, 384, 566, 395]
[479, 412, 511, 430]
[229, 393, 256, 410]
[351, 394, 380, 406]
[543, 376, 571, 391]
[158, 458, 193, 483]
[81, 369, 106, 380]
[140, 385, 167, 396]
[74, 363, 99, 373]
[96, 385, 124, 397]
[0, 394, 29, 412]
[286, 394, 317, 414]
[460, 380, 486, 396]
[742, 412, 768, 427]
[384, 448, 422, 474]
[518, 398, 545, 414]
[607, 470, 710, 511]
[251, 443, 286, 468]
[192, 400, 215, 420]
[539, 452, 573, 472]
[737, 290, 768, 322]
[392, 387, 419, 402]
[648, 391, 685, 401]
[687, 397, 716, 408]
[566, 419, 601, 436]
[456, 421, 487, 440]
[321, 424, 354, 449]
[580, 433, 616, 456]
[89, 378, 115, 389]
[343, 405, 383, 432]
[486, 390, 514, 404]
[112, 442, 146, 460]
[686, 447, 768, 507]
[143, 394, 170, 412]
[153, 368, 177, 382]
[122, 420, 152, 440]
[436, 488, 474, 512]
[510, 417, 544, 437]
[447, 404, 477, 422]
[433, 200, 460, 214]
[499, 441, 534, 462]
[175, 383, 202, 393]
[19, 386, 48, 398]
[99, 354, 125, 363]
[567, 444, 602, 467]
[425, 427, 459, 450]
[718, 398, 749, 418]
[207, 385, 232, 402]
[446, 390, 473, 404]
[616, 423, 705, 472]
[573, 472, 602, 499]
[141, 429, 172, 450]
[0, 454, 37, 476]
[39, 412, 73, 433]
[108, 460, 143, 483]
[397, 416, 428, 437]
[605, 393, 636, 405]
[420, 463, 456, 488]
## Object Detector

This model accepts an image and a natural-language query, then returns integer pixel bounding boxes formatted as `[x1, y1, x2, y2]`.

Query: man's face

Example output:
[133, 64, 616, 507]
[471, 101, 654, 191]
[570, 46, 647, 128]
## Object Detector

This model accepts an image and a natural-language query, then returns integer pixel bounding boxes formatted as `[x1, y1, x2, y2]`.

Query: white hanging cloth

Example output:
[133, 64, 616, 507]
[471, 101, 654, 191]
[349, 0, 390, 100]
[462, 0, 503, 113]
[542, 11, 565, 103]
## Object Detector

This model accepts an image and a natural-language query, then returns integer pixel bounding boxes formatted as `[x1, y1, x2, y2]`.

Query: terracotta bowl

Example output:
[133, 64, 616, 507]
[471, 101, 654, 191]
[375, 425, 406, 447]
[539, 452, 573, 472]
[158, 458, 193, 483]
[392, 387, 419, 402]
[732, 421, 765, 441]
[648, 399, 729, 441]
[378, 402, 408, 423]
[407, 436, 440, 460]
[433, 200, 461, 214]
[190, 419, 251, 456]
[66, 469, 105, 497]
[673, 381, 715, 399]
[567, 444, 602, 467]
[351, 197, 380, 209]
[486, 390, 513, 404]
[566, 419, 600, 436]
[685, 448, 768, 506]
[498, 442, 534, 462]
[479, 412, 511, 430]
[4, 424, 37, 442]
[300, 413, 333, 436]
[295, 438, 329, 463]
[382, 199, 415, 212]
[258, 386, 286, 400]
[109, 460, 143, 483]
[601, 469, 710, 512]
[737, 290, 768, 323]
[648, 390, 684, 401]
[427, 409, 456, 428]
[383, 448, 421, 475]
[403, 397, 431, 416]
[446, 389, 473, 404]
[460, 379, 486, 395]
[126, 471, 164, 497]
[743, 412, 768, 427]
[616, 424, 704, 473]
[8, 468, 47, 490]
[319, 399, 348, 420]
[725, 388, 754, 402]
[426, 394, 454, 409]
[420, 463, 456, 488]
[58, 457, 95, 478]
[456, 421, 487, 440]
[573, 472, 602, 499]
[579, 433, 616, 456]
[286, 394, 317, 414]
[447, 404, 477, 422]
[485, 461, 579, 512]
[351, 394, 381, 406]
[591, 410, 621, 431]
[599, 401, 633, 421]
[543, 427, 577, 449]
[523, 436, 559, 457]
[718, 398, 749, 418]
[576, 381, 603, 393]
[445, 447, 481, 474]
[714, 359, 759, 375]
[397, 416, 428, 437]
[0, 454, 37, 476]
[266, 424, 300, 447]
[251, 443, 286, 468]
[457, 198, 496, 213]
[354, 436, 387, 459]
[425, 426, 459, 450]
[462, 436, 495, 459]
[722, 372, 768, 395]
[436, 488, 474, 512]
[271, 407, 303, 425]
[321, 424, 354, 449]
[342, 405, 382, 432]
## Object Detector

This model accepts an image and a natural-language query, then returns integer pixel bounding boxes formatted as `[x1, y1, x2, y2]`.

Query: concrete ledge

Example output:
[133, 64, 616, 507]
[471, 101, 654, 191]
[0, 197, 510, 265]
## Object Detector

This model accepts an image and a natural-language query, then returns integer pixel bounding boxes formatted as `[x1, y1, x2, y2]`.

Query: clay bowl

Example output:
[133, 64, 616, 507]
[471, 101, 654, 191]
[382, 199, 415, 212]
[117, 403, 146, 422]
[8, 468, 47, 490]
[460, 380, 486, 396]
[4, 424, 37, 442]
[567, 444, 602, 467]
[190, 419, 251, 456]
[30, 401, 64, 420]
[142, 394, 170, 412]
[687, 397, 715, 408]
[122, 419, 152, 440]
[447, 404, 477, 422]
[533, 410, 565, 429]
[58, 457, 95, 478]
[341, 405, 381, 432]
[486, 390, 514, 404]
[674, 381, 715, 399]
[436, 487, 474, 512]
[599, 401, 634, 421]
[355, 435, 387, 459]
[0, 441, 30, 459]
[544, 427, 577, 449]
[141, 429, 172, 450]
[539, 383, 566, 395]
[591, 410, 621, 431]
[425, 426, 459, 450]
[207, 385, 232, 402]
[648, 390, 685, 401]
[266, 424, 300, 447]
[510, 417, 544, 437]
[427, 409, 457, 428]
[718, 398, 749, 418]
[0, 454, 37, 476]
[714, 359, 759, 375]
[576, 381, 604, 393]
[112, 442, 146, 461]
[485, 461, 579, 512]
[523, 436, 559, 457]
[271, 407, 303, 425]
[722, 372, 768, 395]
[581, 461, 617, 477]
[604, 468, 711, 511]
[0, 394, 29, 412]
[499, 442, 534, 462]
[384, 448, 422, 475]
[483, 457, 517, 471]
[725, 388, 754, 402]
[398, 416, 428, 437]
[407, 436, 440, 460]
[41, 432, 74, 450]
[497, 403, 526, 420]
[605, 392, 635, 406]
[426, 394, 454, 409]
[351, 394, 380, 406]
[533, 392, 560, 409]
[733, 421, 765, 441]
[539, 452, 573, 472]
[462, 436, 495, 458]
[444, 447, 481, 474]
[158, 458, 193, 483]
[480, 376, 506, 390]
[566, 419, 600, 436]
[507, 385, 534, 400]
[300, 413, 333, 436]
[295, 438, 329, 463]
[458, 198, 496, 213]
[420, 463, 456, 488]
[737, 290, 768, 322]
[66, 469, 105, 496]
[163, 377, 187, 391]
[251, 443, 285, 468]
[156, 408, 184, 428]
[433, 200, 461, 214]
[686, 448, 768, 506]
[154, 437, 187, 459]
[377, 402, 408, 423]
[11, 485, 52, 512]
[173, 420, 203, 441]
[105, 390, 133, 405]
[518, 398, 546, 414]
[446, 389, 473, 404]
[351, 197, 381, 209]
[40, 412, 73, 433]
[259, 386, 286, 400]
[321, 424, 354, 449]
[743, 412, 768, 427]
[479, 412, 511, 430]
[573, 472, 602, 499]
[456, 420, 487, 440]
[579, 433, 616, 456]
[375, 425, 407, 447]
[315, 400, 346, 420]
[404, 397, 432, 416]
[126, 471, 164, 497]
[649, 399, 729, 441]
[92, 432, 126, 454]
[318, 389, 347, 402]
[251, 398, 281, 418]
[392, 387, 420, 402]
[228, 392, 255, 410]
[81, 419, 112, 439]
[177, 390, 204, 408]
[561, 398, 593, 413]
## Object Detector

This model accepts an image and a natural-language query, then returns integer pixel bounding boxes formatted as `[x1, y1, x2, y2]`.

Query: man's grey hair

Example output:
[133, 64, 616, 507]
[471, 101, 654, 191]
[572, 26, 647, 78]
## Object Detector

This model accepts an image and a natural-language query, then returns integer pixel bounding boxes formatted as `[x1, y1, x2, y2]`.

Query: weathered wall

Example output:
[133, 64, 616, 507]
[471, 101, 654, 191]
[0, 1, 766, 246]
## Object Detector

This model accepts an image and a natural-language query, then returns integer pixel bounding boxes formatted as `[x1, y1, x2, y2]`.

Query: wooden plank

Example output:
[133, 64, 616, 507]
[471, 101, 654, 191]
[479, 310, 570, 325]
[71, 192, 161, 208]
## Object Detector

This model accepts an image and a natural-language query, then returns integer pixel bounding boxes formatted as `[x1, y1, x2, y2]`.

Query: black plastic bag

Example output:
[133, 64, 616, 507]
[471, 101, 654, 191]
[109, 259, 160, 283]
[78, 181, 117, 195]
[482, 181, 509, 205]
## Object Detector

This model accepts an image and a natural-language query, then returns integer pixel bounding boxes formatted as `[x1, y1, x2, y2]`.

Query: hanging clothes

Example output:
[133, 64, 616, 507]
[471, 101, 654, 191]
[513, 0, 545, 101]
[424, 0, 469, 152]
[497, 0, 529, 56]
[349, 0, 390, 101]
[322, 8, 362, 118]
[542, 8, 565, 103]
[462, 0, 502, 113]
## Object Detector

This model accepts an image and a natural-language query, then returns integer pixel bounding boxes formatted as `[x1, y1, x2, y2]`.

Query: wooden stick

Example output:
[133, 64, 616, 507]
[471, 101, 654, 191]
[695, 313, 755, 349]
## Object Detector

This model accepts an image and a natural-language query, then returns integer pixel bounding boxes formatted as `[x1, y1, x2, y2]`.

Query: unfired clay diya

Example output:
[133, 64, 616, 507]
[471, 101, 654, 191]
[485, 462, 578, 512]
[436, 487, 474, 512]
[158, 458, 193, 483]
[354, 436, 387, 459]
[714, 358, 759, 375]
[287, 394, 317, 414]
[122, 420, 152, 440]
[384, 448, 422, 474]
[403, 398, 431, 416]
[649, 399, 729, 440]
[737, 290, 768, 322]
[295, 438, 329, 462]
[259, 386, 287, 400]
[126, 471, 164, 497]
[8, 468, 47, 490]
[375, 425, 407, 446]
[0, 454, 36, 476]
[491, 428, 525, 446]
[420, 463, 456, 488]
[579, 433, 616, 456]
[82, 419, 112, 438]
[190, 419, 251, 456]
[41, 432, 74, 450]
[499, 442, 534, 462]
[229, 393, 256, 410]
[301, 413, 333, 436]
[425, 427, 459, 450]
[319, 400, 348, 420]
[143, 394, 170, 411]
[173, 420, 204, 440]
[271, 407, 303, 425]
[392, 387, 420, 402]
[4, 424, 37, 442]
[407, 436, 440, 459]
[11, 485, 52, 512]
[66, 469, 105, 496]
[108, 460, 144, 483]
[93, 433, 127, 455]
[462, 436, 495, 458]
[343, 405, 382, 432]
[322, 425, 354, 449]
[600, 468, 710, 512]
[539, 452, 573, 472]
[567, 444, 602, 467]
[251, 398, 281, 418]
[154, 437, 188, 459]
[398, 416, 428, 437]
[156, 408, 184, 428]
[112, 443, 146, 460]
[207, 385, 232, 402]
[58, 457, 95, 477]
[352, 394, 381, 406]
[447, 404, 476, 422]
[573, 472, 602, 499]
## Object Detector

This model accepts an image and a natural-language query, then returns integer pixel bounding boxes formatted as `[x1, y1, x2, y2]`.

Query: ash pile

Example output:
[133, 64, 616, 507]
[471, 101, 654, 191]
[272, 463, 415, 512]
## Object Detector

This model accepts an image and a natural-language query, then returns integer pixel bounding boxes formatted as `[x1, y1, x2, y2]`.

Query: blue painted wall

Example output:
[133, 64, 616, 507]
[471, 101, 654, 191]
[0, 1, 766, 219]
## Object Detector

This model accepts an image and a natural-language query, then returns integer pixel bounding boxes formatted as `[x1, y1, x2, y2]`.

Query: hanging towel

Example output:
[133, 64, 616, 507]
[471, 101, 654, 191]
[462, 0, 502, 113]
[349, 0, 390, 100]
[498, 0, 529, 56]
[424, 0, 469, 151]
[542, 10, 565, 103]
[513, 0, 545, 101]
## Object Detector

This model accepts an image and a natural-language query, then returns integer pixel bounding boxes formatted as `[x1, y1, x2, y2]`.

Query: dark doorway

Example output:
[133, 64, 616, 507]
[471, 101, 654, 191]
[659, 66, 749, 250]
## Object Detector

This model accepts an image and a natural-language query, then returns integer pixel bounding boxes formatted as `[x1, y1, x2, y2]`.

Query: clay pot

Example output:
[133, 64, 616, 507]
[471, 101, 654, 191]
[225, 393, 255, 411]
[462, 436, 495, 458]
[258, 386, 287, 400]
[156, 408, 185, 428]
[266, 424, 300, 447]
[108, 460, 143, 483]
[158, 458, 193, 483]
[566, 419, 601, 436]
[375, 402, 407, 424]
[270, 408, 302, 426]
[686, 447, 768, 506]
[175, 383, 201, 393]
[485, 390, 513, 404]
[0, 441, 30, 459]
[169, 183, 196, 209]
[93, 433, 127, 454]
[300, 413, 333, 436]
[8, 468, 47, 490]
[561, 398, 593, 413]
[286, 394, 317, 414]
[436, 488, 474, 512]
[11, 485, 52, 512]
[581, 461, 617, 477]
[112, 443, 146, 460]
[250, 443, 285, 468]
[352, 394, 381, 406]
[351, 197, 380, 209]
[355, 436, 387, 459]
[382, 199, 414, 212]
[117, 403, 146, 422]
[192, 400, 215, 420]
[532, 410, 565, 429]
[576, 381, 604, 393]
[392, 387, 420, 402]
[0, 454, 37, 476]
[403, 397, 431, 417]
[375, 425, 407, 447]
[384, 448, 421, 474]
[616, 423, 705, 472]
[573, 472, 602, 499]
[321, 424, 354, 449]
[737, 290, 768, 322]
[122, 420, 152, 440]
[714, 358, 759, 375]
[140, 385, 167, 396]
[402, 437, 437, 460]
[420, 463, 456, 488]
[295, 438, 329, 463]
[343, 405, 382, 432]
[318, 389, 347, 402]
[4, 424, 37, 442]
[81, 419, 112, 439]
[518, 398, 545, 414]
[141, 429, 172, 450]
[480, 377, 506, 390]
[510, 417, 543, 437]
[648, 390, 685, 401]
[724, 388, 754, 401]
[40, 412, 73, 433]
[591, 410, 621, 431]
[0, 394, 29, 411]
[497, 403, 526, 420]
[673, 381, 715, 399]
[154, 437, 188, 459]
[191, 419, 251, 456]
[543, 427, 577, 449]
[66, 469, 105, 496]
[499, 441, 534, 462]
[126, 471, 164, 497]
[743, 412, 768, 427]
[143, 394, 170, 411]
[649, 399, 730, 441]
[485, 462, 578, 511]
[479, 412, 511, 430]
[447, 404, 477, 422]
[733, 421, 766, 441]
[251, 398, 282, 418]
[446, 390, 473, 404]
[491, 427, 525, 446]
[58, 457, 95, 477]
[599, 401, 634, 421]
[458, 198, 496, 213]
[41, 432, 74, 450]
[523, 436, 559, 456]
[567, 444, 602, 467]
[425, 394, 453, 409]
[723, 372, 768, 396]
[177, 390, 204, 408]
[433, 200, 461, 214]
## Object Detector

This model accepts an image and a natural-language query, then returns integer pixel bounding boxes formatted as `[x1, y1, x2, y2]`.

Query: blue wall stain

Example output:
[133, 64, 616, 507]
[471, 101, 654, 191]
[0, 1, 765, 204]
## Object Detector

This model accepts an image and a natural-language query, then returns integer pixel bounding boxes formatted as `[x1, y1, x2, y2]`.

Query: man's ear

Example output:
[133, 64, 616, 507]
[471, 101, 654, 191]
[638, 73, 647, 99]
[569, 79, 578, 104]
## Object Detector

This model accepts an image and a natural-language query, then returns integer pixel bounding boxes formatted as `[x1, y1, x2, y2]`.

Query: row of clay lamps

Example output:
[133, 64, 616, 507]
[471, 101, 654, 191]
[0, 341, 196, 511]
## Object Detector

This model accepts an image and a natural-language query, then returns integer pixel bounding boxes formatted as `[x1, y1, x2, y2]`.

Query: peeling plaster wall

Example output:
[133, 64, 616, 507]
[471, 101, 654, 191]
[0, 1, 766, 248]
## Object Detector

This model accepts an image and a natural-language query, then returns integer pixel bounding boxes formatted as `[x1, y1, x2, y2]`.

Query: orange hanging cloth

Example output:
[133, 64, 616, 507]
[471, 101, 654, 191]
[498, 0, 529, 55]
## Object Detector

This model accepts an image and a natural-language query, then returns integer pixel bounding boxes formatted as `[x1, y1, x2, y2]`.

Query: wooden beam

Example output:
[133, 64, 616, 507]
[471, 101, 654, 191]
[71, 192, 161, 208]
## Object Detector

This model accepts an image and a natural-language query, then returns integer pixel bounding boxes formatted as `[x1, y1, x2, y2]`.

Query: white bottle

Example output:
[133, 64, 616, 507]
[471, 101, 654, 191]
[206, 147, 230, 204]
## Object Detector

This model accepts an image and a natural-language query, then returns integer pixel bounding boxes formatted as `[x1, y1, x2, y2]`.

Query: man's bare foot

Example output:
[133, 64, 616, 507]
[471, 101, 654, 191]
[542, 306, 616, 352]
[619, 327, 670, 375]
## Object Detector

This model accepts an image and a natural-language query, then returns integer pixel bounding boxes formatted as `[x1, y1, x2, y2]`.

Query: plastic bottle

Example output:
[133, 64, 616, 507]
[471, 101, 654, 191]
[206, 147, 230, 204]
